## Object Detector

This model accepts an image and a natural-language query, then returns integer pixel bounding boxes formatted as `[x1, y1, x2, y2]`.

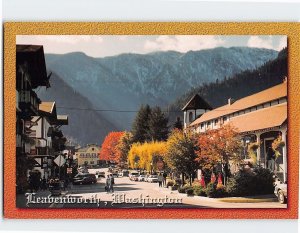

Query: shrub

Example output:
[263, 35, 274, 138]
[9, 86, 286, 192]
[186, 187, 194, 196]
[178, 184, 191, 193]
[193, 185, 206, 196]
[252, 167, 274, 195]
[206, 182, 216, 198]
[178, 187, 185, 193]
[206, 182, 227, 198]
[226, 167, 274, 197]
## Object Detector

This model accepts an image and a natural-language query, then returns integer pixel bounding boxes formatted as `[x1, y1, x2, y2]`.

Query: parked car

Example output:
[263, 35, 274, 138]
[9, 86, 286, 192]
[96, 171, 105, 178]
[130, 174, 139, 181]
[138, 175, 146, 181]
[73, 173, 97, 185]
[147, 175, 158, 183]
[274, 181, 287, 204]
[129, 171, 139, 179]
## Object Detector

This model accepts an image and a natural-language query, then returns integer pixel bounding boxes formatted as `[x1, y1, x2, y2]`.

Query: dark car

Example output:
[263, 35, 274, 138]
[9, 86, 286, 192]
[73, 173, 97, 185]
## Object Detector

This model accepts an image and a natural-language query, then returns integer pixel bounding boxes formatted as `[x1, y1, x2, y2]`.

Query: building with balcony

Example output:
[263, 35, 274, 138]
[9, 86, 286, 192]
[29, 101, 68, 178]
[184, 80, 287, 182]
[16, 45, 50, 193]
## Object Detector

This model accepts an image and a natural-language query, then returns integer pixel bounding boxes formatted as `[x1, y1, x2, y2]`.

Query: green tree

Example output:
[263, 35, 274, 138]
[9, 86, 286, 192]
[147, 106, 169, 141]
[132, 104, 151, 143]
[173, 117, 183, 130]
[165, 130, 199, 185]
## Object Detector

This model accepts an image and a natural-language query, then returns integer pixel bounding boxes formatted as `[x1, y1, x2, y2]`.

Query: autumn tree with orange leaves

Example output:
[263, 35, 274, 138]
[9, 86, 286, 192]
[196, 124, 243, 184]
[99, 132, 124, 163]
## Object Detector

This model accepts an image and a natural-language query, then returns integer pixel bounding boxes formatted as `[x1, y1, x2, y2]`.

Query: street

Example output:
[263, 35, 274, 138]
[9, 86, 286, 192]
[49, 168, 286, 209]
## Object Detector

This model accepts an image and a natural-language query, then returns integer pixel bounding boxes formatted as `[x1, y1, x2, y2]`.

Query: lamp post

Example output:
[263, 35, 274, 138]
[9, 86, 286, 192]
[150, 162, 153, 175]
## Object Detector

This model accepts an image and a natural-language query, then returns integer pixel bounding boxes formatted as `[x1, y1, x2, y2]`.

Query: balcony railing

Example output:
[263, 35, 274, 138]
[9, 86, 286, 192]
[18, 89, 41, 114]
[30, 146, 54, 156]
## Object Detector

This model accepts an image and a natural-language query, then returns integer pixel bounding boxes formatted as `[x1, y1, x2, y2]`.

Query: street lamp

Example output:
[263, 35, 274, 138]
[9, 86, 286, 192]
[150, 162, 153, 175]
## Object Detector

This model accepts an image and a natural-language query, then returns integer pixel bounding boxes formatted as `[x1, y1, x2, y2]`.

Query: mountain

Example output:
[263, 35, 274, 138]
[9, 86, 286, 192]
[42, 47, 279, 144]
[168, 47, 288, 124]
[37, 72, 118, 146]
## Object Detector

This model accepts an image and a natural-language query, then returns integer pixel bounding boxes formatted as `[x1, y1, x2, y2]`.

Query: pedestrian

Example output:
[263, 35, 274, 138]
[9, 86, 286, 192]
[158, 173, 163, 187]
[105, 175, 110, 193]
[163, 172, 167, 187]
[110, 174, 114, 193]
[41, 176, 47, 191]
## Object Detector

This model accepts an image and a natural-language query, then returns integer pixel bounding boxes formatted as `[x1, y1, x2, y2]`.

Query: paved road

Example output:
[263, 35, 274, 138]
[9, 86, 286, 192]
[55, 168, 287, 209]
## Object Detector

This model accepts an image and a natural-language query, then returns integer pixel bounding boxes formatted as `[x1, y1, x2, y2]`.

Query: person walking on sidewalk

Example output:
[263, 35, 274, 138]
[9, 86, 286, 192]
[110, 174, 114, 192]
[163, 172, 167, 187]
[105, 175, 111, 193]
[158, 173, 163, 187]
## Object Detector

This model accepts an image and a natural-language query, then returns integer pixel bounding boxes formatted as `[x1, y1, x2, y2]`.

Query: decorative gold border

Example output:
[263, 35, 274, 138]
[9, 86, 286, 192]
[4, 22, 300, 219]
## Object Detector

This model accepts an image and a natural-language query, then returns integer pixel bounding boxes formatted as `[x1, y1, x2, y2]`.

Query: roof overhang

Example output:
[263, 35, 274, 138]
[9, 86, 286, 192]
[16, 45, 50, 88]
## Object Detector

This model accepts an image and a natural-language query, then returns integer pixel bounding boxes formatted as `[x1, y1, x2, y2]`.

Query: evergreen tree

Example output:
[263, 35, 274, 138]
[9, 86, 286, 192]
[147, 106, 169, 141]
[173, 117, 183, 130]
[131, 104, 151, 143]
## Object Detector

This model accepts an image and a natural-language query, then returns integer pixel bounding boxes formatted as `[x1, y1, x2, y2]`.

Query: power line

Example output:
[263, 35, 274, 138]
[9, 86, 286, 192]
[56, 106, 181, 113]
[56, 106, 276, 113]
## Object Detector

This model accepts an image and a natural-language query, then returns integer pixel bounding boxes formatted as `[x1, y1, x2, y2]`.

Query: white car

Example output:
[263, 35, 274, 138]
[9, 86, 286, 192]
[138, 175, 146, 181]
[147, 175, 158, 183]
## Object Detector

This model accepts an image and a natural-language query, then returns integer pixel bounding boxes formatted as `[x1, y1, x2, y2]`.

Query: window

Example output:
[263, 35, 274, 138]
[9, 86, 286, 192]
[214, 119, 218, 126]
[189, 112, 193, 122]
[90, 161, 94, 164]
[207, 121, 211, 126]
[80, 153, 84, 158]
[201, 123, 204, 129]
[223, 116, 227, 122]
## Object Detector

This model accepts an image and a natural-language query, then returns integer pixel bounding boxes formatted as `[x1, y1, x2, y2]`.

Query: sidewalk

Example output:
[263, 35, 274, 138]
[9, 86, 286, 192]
[156, 186, 278, 204]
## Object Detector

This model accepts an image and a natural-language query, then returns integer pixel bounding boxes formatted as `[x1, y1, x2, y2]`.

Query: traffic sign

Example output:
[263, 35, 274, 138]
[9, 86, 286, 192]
[54, 155, 66, 167]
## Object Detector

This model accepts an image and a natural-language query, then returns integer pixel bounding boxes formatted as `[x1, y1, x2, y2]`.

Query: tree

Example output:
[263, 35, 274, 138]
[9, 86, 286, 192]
[173, 117, 183, 130]
[147, 106, 169, 141]
[128, 141, 167, 172]
[99, 132, 124, 162]
[196, 124, 243, 184]
[165, 130, 199, 185]
[115, 131, 133, 165]
[131, 104, 151, 143]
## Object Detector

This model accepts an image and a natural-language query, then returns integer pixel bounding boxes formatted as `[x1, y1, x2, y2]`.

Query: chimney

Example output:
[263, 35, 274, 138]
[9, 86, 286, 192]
[228, 98, 235, 105]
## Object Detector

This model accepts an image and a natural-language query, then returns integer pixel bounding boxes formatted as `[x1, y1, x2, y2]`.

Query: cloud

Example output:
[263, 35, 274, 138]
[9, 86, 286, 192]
[26, 35, 104, 44]
[247, 36, 273, 50]
[144, 35, 225, 53]
[277, 36, 287, 51]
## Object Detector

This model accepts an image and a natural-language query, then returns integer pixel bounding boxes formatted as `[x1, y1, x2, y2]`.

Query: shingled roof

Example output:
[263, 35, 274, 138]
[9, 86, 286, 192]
[190, 81, 287, 127]
[182, 94, 212, 111]
[226, 103, 287, 133]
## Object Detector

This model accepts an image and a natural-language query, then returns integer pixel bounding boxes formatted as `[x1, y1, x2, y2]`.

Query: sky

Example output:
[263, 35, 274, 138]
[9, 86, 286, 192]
[16, 35, 287, 58]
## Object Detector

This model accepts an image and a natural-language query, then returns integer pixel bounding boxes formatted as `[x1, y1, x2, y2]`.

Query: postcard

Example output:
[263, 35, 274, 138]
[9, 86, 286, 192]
[3, 22, 300, 219]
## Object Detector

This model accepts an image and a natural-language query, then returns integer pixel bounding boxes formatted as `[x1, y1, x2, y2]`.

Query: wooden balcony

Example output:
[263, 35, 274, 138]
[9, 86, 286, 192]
[18, 89, 41, 116]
